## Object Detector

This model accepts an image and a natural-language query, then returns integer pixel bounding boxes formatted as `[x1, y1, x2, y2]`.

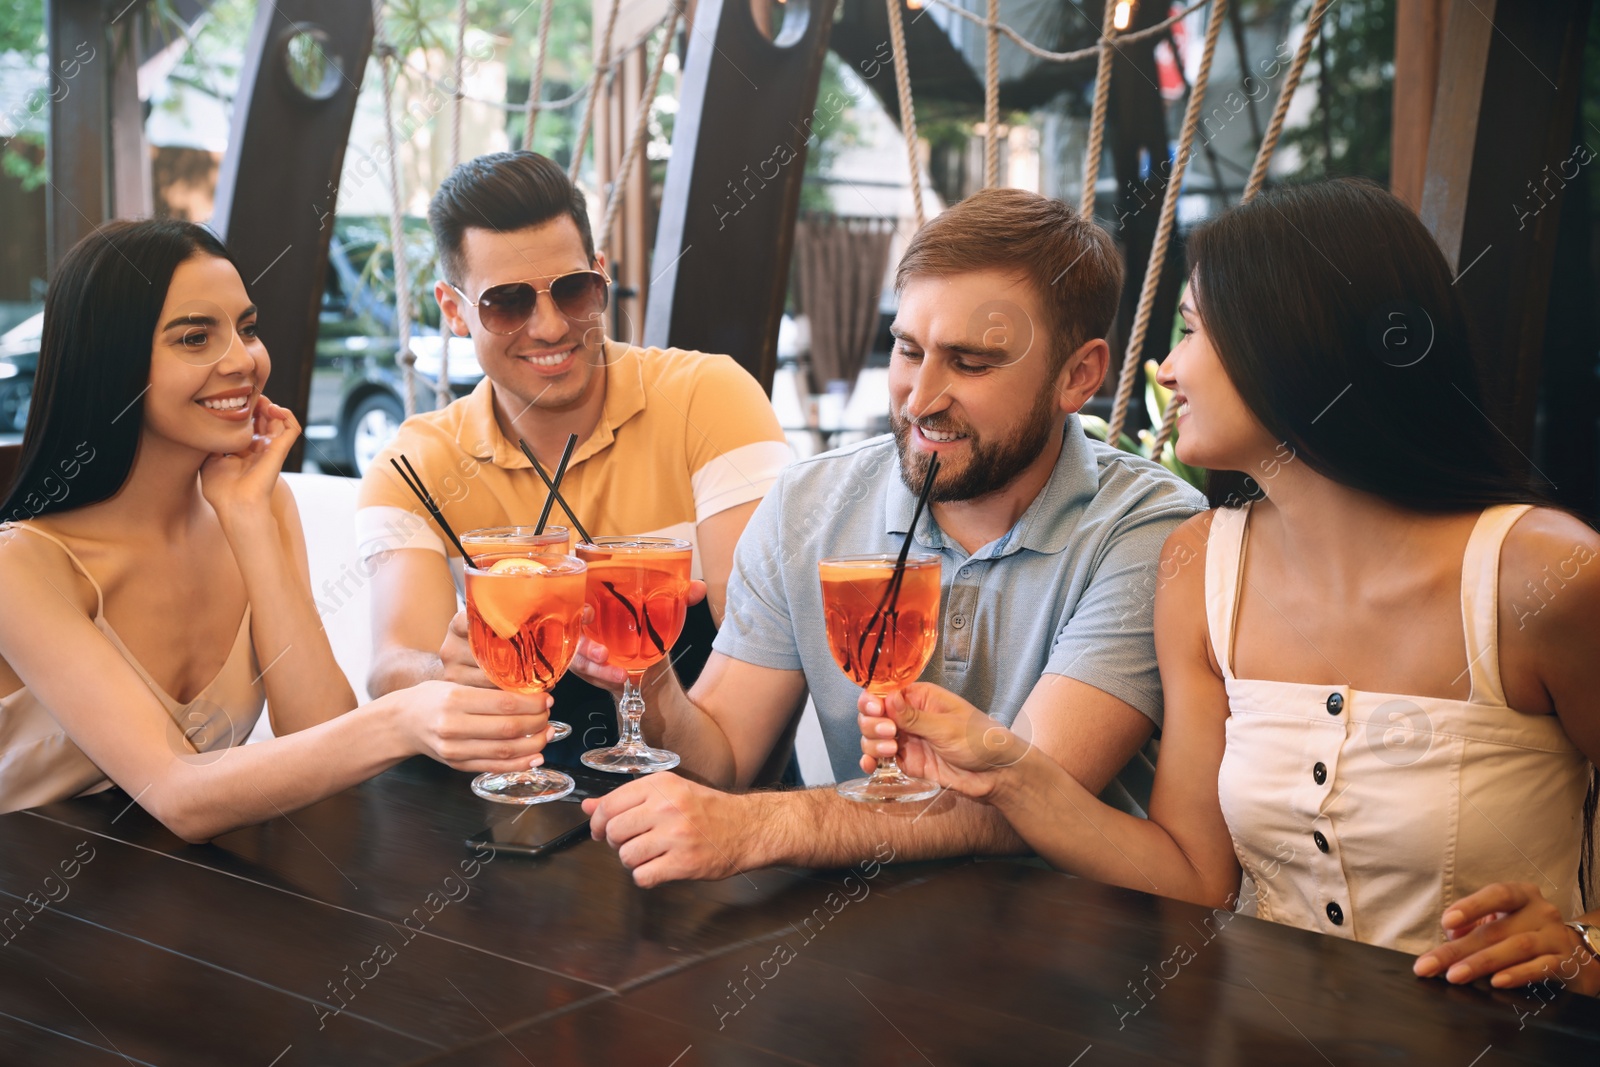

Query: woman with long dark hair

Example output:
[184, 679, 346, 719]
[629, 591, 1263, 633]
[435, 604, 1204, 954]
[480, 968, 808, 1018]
[857, 180, 1600, 994]
[0, 219, 555, 840]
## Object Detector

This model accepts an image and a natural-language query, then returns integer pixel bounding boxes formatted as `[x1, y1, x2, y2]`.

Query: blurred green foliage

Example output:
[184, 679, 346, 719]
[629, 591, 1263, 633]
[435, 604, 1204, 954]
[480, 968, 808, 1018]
[1281, 0, 1394, 183]
[0, 0, 42, 54]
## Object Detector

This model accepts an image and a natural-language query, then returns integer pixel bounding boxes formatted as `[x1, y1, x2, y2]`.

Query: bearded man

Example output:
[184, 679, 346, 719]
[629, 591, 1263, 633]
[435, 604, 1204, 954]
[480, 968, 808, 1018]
[576, 187, 1206, 885]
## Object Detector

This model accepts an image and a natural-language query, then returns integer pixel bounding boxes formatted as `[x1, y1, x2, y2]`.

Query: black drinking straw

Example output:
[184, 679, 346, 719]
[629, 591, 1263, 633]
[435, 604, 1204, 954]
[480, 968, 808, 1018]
[863, 454, 940, 687]
[390, 455, 477, 565]
[518, 438, 594, 544]
[534, 433, 579, 535]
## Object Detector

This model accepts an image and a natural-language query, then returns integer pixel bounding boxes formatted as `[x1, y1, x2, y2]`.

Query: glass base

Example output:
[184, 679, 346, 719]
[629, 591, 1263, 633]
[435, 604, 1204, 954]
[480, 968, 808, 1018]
[581, 743, 680, 775]
[548, 719, 571, 743]
[836, 768, 942, 803]
[472, 768, 575, 804]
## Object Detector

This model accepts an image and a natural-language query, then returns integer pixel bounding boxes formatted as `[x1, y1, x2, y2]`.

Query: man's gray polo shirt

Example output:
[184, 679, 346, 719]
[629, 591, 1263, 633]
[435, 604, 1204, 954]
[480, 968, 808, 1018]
[715, 416, 1208, 810]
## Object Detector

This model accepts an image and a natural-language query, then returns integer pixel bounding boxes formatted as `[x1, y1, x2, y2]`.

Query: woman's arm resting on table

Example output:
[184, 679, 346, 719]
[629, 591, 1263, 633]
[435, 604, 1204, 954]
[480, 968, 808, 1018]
[0, 531, 557, 843]
[1414, 885, 1600, 995]
[1414, 512, 1600, 994]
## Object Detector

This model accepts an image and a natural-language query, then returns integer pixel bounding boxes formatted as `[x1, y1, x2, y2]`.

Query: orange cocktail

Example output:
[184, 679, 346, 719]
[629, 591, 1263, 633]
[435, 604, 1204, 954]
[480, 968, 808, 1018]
[576, 537, 692, 774]
[463, 554, 586, 803]
[461, 525, 571, 563]
[461, 526, 574, 742]
[820, 553, 942, 802]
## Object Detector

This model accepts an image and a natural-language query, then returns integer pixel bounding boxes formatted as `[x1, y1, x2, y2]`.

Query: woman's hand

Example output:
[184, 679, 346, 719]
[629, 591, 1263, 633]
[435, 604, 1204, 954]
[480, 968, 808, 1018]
[566, 579, 709, 695]
[1412, 882, 1600, 996]
[200, 395, 299, 525]
[389, 679, 559, 773]
[439, 610, 495, 689]
[857, 682, 1030, 801]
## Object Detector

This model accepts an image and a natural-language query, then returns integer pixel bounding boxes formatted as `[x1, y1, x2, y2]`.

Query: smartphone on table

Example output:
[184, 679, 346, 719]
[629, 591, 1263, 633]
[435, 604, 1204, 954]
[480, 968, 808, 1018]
[465, 764, 623, 858]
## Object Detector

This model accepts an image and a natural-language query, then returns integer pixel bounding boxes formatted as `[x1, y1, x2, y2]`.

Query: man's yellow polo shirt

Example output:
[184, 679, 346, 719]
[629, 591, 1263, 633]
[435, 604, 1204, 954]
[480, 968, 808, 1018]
[354, 339, 792, 582]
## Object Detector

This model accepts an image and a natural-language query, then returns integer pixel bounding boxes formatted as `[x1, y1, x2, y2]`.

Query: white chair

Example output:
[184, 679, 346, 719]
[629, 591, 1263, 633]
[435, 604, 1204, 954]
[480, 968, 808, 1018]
[794, 697, 834, 785]
[248, 472, 372, 741]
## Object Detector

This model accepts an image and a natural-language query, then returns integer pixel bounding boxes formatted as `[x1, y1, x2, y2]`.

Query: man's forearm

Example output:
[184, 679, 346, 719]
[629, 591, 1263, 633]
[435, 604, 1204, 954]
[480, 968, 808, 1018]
[640, 666, 739, 787]
[746, 786, 1029, 870]
[367, 647, 442, 698]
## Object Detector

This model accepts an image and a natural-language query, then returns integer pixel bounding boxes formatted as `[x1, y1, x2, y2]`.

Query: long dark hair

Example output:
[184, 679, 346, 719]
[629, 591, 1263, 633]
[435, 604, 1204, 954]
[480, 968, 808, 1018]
[1187, 178, 1596, 906]
[1188, 178, 1544, 513]
[1, 218, 236, 522]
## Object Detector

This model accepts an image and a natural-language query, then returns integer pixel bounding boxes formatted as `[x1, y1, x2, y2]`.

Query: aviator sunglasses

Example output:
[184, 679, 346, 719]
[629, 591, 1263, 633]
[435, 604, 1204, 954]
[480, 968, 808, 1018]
[447, 268, 612, 336]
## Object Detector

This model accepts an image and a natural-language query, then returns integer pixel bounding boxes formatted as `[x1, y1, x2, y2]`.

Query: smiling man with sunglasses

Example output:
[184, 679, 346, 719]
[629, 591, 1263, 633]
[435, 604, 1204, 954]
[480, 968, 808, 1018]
[356, 151, 790, 764]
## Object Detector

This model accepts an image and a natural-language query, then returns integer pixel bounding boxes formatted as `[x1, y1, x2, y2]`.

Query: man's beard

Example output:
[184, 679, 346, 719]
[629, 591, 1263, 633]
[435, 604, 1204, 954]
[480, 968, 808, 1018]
[890, 390, 1060, 503]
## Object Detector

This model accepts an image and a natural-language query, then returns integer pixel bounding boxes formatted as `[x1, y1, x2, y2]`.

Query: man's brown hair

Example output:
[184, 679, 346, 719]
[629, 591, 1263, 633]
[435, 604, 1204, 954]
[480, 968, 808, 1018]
[894, 187, 1122, 370]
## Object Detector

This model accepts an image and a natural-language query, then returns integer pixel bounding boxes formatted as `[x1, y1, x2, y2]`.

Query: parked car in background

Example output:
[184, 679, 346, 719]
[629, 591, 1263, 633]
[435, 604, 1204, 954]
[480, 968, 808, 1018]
[307, 333, 479, 476]
[0, 218, 482, 476]
[305, 216, 482, 476]
[0, 314, 38, 438]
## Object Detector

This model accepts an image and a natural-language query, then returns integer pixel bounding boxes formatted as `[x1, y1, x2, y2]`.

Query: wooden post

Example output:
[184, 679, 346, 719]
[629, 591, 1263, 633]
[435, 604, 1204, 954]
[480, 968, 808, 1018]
[212, 2, 372, 471]
[1418, 0, 1590, 446]
[45, 0, 112, 269]
[108, 19, 151, 219]
[643, 0, 838, 390]
[1391, 0, 1448, 211]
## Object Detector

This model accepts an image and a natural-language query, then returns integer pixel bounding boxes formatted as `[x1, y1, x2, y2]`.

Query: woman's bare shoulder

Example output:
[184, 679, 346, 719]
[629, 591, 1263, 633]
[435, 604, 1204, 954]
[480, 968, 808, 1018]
[1499, 506, 1600, 632]
[0, 522, 99, 619]
[1160, 509, 1220, 586]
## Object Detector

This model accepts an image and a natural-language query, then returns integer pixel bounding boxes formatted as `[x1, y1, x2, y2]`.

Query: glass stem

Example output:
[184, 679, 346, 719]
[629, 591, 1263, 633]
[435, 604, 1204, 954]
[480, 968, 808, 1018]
[617, 671, 647, 749]
[870, 688, 903, 779]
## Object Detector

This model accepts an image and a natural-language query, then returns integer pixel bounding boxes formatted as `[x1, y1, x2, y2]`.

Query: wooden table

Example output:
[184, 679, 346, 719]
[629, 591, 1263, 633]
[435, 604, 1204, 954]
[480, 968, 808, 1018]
[1, 757, 1596, 1065]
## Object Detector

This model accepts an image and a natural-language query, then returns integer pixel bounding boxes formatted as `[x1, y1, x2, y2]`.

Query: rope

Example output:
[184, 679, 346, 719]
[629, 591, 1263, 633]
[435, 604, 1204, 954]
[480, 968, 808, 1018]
[1079, 0, 1116, 217]
[596, 3, 682, 253]
[1107, 0, 1228, 447]
[521, 0, 556, 149]
[571, 0, 621, 183]
[921, 0, 1211, 64]
[1164, 26, 1229, 200]
[440, 0, 467, 411]
[886, 0, 926, 230]
[984, 0, 1000, 188]
[1244, 0, 1332, 200]
[450, 0, 465, 168]
[1148, 0, 1332, 457]
[372, 1, 417, 418]
[1148, 379, 1181, 457]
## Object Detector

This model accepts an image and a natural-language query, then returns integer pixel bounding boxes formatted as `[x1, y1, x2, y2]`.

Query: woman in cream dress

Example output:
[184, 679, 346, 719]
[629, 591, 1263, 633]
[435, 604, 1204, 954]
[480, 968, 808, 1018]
[0, 219, 558, 840]
[856, 180, 1600, 996]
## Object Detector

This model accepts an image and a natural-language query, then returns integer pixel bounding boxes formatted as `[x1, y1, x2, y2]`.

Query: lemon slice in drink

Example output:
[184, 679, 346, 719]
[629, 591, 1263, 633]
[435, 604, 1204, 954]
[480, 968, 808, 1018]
[474, 557, 548, 639]
[487, 557, 549, 575]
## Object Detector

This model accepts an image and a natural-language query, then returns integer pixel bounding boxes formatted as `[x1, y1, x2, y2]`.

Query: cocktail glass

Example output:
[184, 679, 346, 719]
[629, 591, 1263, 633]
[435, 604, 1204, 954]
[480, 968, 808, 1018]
[462, 526, 573, 741]
[465, 553, 586, 803]
[461, 524, 571, 559]
[576, 537, 691, 774]
[820, 553, 942, 803]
